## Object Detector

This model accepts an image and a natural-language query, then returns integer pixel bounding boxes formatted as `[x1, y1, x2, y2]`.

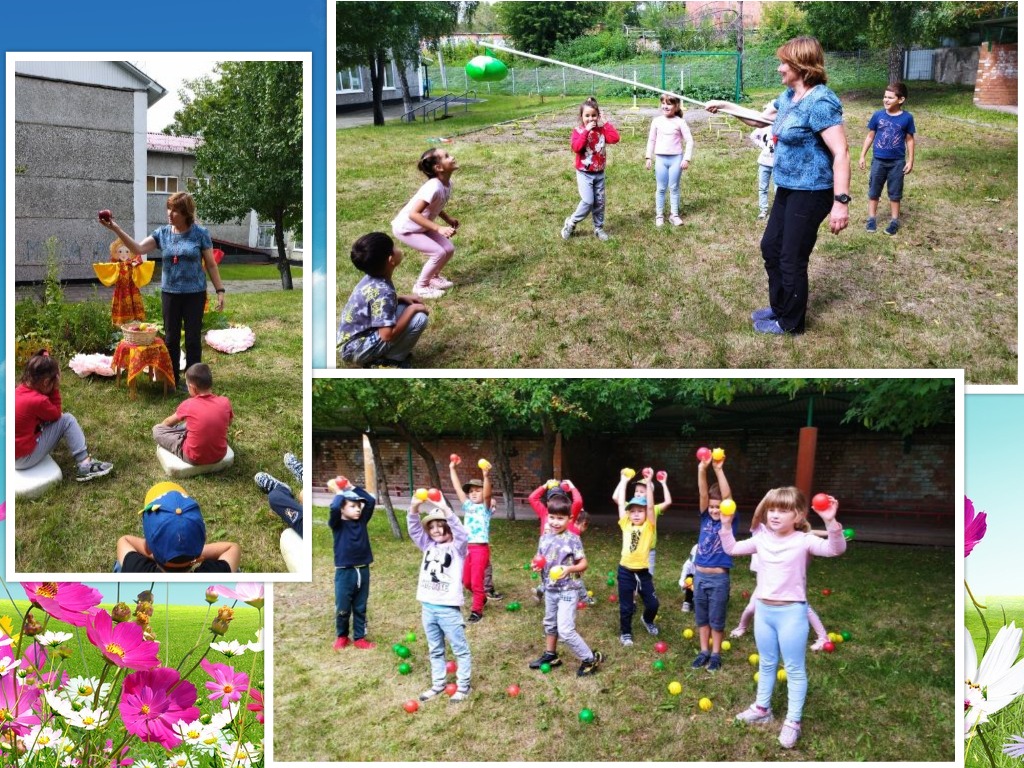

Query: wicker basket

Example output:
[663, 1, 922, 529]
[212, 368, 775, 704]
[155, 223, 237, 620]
[122, 325, 158, 346]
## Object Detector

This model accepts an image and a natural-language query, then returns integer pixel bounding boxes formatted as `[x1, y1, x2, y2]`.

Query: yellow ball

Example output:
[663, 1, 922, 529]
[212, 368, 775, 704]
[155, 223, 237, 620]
[828, 632, 840, 642]
[478, 458, 492, 471]
[549, 566, 565, 580]
[587, 590, 593, 598]
[834, 634, 844, 644]
[414, 488, 429, 501]
[777, 669, 787, 682]
[753, 672, 759, 682]
[683, 628, 694, 639]
[719, 499, 736, 516]
[748, 653, 759, 665]
[622, 467, 636, 479]
[699, 697, 713, 711]
[711, 447, 726, 462]
[668, 681, 682, 696]
[721, 640, 731, 651]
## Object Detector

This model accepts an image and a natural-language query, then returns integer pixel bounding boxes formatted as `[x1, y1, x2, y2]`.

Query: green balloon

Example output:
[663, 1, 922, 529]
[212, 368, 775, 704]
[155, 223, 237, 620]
[579, 708, 595, 723]
[398, 662, 411, 675]
[396, 645, 411, 659]
[540, 662, 551, 674]
[652, 660, 665, 671]
[465, 54, 508, 83]
[841, 630, 852, 641]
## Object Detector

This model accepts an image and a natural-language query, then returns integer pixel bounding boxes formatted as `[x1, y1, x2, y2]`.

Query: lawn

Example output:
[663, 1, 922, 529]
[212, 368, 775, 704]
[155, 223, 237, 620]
[12, 289, 303, 574]
[274, 507, 953, 762]
[336, 85, 1017, 382]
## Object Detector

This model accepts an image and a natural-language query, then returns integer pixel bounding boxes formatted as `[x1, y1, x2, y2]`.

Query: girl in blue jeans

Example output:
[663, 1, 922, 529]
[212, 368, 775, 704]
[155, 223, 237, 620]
[644, 93, 693, 227]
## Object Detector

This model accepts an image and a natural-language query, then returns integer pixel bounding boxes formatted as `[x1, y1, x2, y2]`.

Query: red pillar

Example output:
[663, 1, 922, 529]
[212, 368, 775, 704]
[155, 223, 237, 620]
[795, 426, 818, 501]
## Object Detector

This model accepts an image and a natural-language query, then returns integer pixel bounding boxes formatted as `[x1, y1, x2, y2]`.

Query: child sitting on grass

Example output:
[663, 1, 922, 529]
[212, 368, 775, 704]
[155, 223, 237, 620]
[116, 482, 240, 572]
[254, 451, 304, 537]
[329, 476, 376, 650]
[152, 363, 233, 465]
[15, 350, 113, 482]
[408, 495, 472, 703]
[612, 468, 659, 647]
[528, 499, 603, 676]
[337, 232, 430, 368]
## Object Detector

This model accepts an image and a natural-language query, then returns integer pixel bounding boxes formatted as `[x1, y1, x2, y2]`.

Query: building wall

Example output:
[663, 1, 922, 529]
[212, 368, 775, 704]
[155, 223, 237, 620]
[335, 60, 422, 109]
[974, 42, 1018, 106]
[932, 46, 979, 85]
[15, 75, 136, 281]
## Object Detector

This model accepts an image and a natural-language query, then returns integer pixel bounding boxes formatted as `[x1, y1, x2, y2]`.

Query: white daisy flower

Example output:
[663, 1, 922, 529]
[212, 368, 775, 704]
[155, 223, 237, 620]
[210, 640, 247, 658]
[247, 628, 264, 653]
[965, 622, 1024, 737]
[35, 631, 74, 647]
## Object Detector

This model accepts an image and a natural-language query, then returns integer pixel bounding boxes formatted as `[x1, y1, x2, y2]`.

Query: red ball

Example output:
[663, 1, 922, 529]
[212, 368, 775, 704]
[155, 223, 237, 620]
[531, 555, 546, 570]
[450, 454, 461, 464]
[403, 699, 419, 713]
[445, 660, 457, 674]
[656, 470, 667, 482]
[577, 600, 587, 609]
[821, 588, 832, 596]
[741, 590, 751, 600]
[642, 467, 654, 479]
[444, 683, 458, 696]
[812, 493, 831, 512]
[654, 641, 668, 653]
[696, 447, 712, 462]
[506, 684, 521, 696]
[98, 209, 112, 223]
[823, 641, 836, 653]
[427, 488, 443, 502]
[609, 595, 618, 603]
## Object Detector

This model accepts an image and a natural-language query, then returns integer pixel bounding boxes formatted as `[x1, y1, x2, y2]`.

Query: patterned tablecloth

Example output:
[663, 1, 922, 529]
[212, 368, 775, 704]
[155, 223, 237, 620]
[112, 338, 174, 394]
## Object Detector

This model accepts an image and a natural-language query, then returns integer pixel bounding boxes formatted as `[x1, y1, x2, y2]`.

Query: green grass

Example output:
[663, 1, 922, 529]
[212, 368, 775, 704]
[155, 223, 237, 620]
[13, 290, 303, 574]
[216, 264, 303, 281]
[275, 508, 953, 762]
[336, 87, 1016, 382]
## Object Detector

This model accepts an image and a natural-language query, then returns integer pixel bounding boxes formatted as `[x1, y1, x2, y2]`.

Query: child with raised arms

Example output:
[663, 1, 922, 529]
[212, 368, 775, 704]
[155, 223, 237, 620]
[450, 457, 493, 622]
[612, 468, 659, 647]
[692, 454, 736, 672]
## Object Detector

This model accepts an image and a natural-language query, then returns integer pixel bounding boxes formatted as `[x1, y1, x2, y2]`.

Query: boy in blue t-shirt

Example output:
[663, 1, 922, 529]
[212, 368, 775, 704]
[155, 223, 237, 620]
[858, 82, 916, 236]
[337, 232, 429, 368]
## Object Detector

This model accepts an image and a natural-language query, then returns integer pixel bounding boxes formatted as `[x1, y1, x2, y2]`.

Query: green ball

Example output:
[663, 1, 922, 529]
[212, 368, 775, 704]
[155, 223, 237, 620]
[396, 645, 411, 659]
[523, 563, 531, 570]
[843, 528, 855, 541]
[531, 572, 539, 580]
[607, 571, 615, 578]
[540, 662, 552, 674]
[841, 630, 851, 641]
[578, 708, 595, 723]
[398, 662, 411, 675]
[405, 632, 417, 643]
[506, 602, 519, 612]
[606, 578, 615, 587]
[652, 659, 665, 671]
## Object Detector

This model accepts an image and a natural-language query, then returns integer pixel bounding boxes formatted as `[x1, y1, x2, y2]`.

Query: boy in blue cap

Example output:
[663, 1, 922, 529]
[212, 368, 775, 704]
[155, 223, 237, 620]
[329, 475, 376, 650]
[612, 468, 659, 647]
[116, 482, 240, 572]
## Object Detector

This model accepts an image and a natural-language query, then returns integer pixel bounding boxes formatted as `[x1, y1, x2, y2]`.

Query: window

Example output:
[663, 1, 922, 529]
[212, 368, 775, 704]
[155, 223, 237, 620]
[382, 60, 395, 90]
[146, 175, 178, 194]
[257, 223, 275, 249]
[336, 67, 362, 92]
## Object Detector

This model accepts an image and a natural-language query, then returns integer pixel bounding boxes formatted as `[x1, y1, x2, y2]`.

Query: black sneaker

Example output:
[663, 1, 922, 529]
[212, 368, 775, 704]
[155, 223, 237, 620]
[529, 651, 562, 670]
[692, 651, 711, 669]
[254, 471, 290, 495]
[708, 653, 722, 672]
[486, 590, 504, 601]
[577, 651, 604, 677]
[76, 460, 113, 482]
[283, 452, 303, 484]
[884, 218, 900, 236]
[468, 611, 483, 623]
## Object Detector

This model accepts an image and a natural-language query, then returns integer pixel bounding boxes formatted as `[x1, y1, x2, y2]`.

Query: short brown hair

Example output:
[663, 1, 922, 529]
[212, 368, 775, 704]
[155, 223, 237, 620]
[185, 362, 213, 391]
[167, 192, 197, 227]
[546, 494, 573, 518]
[776, 36, 828, 87]
[887, 81, 908, 100]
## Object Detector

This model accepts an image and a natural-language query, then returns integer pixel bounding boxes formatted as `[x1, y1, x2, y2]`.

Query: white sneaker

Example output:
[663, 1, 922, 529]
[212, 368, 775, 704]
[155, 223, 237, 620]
[430, 275, 454, 289]
[735, 704, 774, 724]
[594, 228, 610, 241]
[412, 284, 445, 299]
[779, 719, 801, 748]
[619, 634, 633, 647]
[655, 215, 665, 227]
[560, 217, 575, 240]
[669, 214, 683, 226]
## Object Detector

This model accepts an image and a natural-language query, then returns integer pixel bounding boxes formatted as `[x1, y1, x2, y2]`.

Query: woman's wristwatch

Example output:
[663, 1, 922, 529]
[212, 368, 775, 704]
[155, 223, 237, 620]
[216, 288, 226, 294]
[834, 193, 852, 204]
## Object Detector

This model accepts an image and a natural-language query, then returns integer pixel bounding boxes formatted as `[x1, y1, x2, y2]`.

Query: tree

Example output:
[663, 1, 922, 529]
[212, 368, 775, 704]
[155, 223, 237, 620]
[170, 61, 302, 289]
[757, 2, 810, 49]
[495, 1, 604, 56]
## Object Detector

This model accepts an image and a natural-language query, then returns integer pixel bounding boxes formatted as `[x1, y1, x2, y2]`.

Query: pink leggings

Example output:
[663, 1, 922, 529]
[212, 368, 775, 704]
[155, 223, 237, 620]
[393, 230, 454, 288]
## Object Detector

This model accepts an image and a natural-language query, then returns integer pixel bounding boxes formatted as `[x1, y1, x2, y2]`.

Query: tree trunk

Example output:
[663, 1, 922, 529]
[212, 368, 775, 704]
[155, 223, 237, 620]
[492, 429, 516, 521]
[888, 43, 905, 84]
[370, 50, 386, 127]
[391, 420, 443, 489]
[539, 416, 556, 480]
[274, 213, 294, 290]
[395, 56, 414, 121]
[366, 430, 403, 540]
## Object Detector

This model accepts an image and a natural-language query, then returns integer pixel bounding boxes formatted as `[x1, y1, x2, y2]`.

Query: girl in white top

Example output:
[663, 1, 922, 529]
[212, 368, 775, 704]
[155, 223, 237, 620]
[644, 93, 694, 227]
[391, 148, 460, 300]
[718, 486, 846, 750]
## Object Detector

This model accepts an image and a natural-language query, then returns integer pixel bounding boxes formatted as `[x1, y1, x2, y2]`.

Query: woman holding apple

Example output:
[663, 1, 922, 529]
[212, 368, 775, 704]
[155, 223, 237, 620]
[99, 192, 226, 392]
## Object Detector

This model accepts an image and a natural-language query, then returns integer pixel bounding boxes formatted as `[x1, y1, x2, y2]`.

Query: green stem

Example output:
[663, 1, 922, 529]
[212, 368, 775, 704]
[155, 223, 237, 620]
[0, 578, 24, 622]
[234, 608, 264, 744]
[978, 727, 1000, 768]
[967, 579, 992, 656]
[76, 626, 90, 678]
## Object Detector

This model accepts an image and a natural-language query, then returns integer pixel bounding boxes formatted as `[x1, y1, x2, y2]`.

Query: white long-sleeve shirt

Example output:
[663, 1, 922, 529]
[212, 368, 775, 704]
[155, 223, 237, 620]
[719, 522, 846, 602]
[645, 115, 693, 162]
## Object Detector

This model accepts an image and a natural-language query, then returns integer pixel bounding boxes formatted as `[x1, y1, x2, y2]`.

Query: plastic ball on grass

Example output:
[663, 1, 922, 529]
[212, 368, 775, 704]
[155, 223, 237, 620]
[668, 681, 682, 695]
[834, 634, 844, 644]
[748, 653, 759, 665]
[699, 697, 713, 711]
[753, 672, 759, 683]
[398, 662, 411, 675]
[683, 628, 694, 640]
[405, 632, 417, 643]
[606, 578, 615, 587]
[823, 641, 836, 653]
[445, 682, 458, 695]
[777, 669, 787, 682]
[507, 684, 521, 697]
[652, 659, 665, 671]
[654, 641, 668, 653]
[395, 645, 411, 659]
[721, 640, 731, 651]
[540, 663, 552, 674]
[578, 708, 595, 723]
[403, 699, 419, 713]
[841, 630, 852, 642]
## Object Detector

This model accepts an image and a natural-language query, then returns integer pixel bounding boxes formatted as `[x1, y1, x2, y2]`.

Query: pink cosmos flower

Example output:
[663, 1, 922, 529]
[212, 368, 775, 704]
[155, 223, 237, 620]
[86, 611, 160, 670]
[200, 659, 249, 708]
[120, 667, 199, 750]
[211, 584, 264, 609]
[0, 669, 42, 735]
[22, 582, 102, 627]
[246, 687, 264, 724]
[0, 503, 5, 522]
[966, 496, 987, 558]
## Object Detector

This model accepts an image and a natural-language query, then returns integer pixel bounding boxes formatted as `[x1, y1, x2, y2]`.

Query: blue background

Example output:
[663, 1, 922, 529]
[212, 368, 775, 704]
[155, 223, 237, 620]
[2, 0, 330, 512]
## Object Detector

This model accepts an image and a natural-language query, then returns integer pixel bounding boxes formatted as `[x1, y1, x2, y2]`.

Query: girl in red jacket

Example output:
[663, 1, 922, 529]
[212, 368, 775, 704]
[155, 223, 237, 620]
[15, 351, 113, 481]
[561, 97, 620, 242]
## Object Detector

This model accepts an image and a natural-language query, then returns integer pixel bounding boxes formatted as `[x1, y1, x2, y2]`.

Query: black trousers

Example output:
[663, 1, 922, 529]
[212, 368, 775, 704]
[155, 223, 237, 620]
[162, 291, 207, 384]
[759, 187, 833, 333]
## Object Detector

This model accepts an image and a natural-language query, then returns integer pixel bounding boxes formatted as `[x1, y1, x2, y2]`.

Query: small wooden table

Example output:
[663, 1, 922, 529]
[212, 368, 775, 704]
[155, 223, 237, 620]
[112, 337, 174, 398]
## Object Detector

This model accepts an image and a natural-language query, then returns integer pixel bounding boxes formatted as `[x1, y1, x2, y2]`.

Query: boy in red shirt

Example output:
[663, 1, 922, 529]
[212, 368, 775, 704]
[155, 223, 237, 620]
[152, 363, 233, 465]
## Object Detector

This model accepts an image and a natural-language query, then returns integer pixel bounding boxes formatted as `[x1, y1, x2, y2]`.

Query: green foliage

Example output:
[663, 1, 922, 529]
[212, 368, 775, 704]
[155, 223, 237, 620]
[552, 29, 637, 66]
[841, 379, 955, 437]
[917, 1, 1011, 46]
[495, 0, 605, 56]
[755, 1, 810, 49]
[682, 83, 745, 103]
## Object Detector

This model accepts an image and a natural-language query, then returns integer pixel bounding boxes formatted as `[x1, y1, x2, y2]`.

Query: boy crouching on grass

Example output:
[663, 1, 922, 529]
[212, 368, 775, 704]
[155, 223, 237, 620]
[409, 495, 472, 703]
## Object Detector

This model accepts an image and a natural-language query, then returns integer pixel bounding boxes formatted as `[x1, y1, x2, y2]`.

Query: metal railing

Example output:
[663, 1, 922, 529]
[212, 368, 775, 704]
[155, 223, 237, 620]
[401, 89, 477, 122]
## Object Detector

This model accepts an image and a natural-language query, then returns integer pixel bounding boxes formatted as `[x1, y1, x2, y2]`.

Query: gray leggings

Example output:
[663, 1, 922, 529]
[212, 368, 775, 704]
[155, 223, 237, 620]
[15, 413, 88, 469]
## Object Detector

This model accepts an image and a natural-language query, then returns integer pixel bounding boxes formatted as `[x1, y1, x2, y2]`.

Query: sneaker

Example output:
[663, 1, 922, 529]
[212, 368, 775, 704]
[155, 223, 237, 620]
[884, 218, 900, 236]
[430, 275, 454, 289]
[865, 217, 877, 233]
[655, 215, 665, 227]
[810, 636, 828, 651]
[412, 284, 445, 299]
[583, 595, 597, 606]
[594, 228, 610, 241]
[779, 719, 802, 749]
[450, 687, 471, 703]
[730, 626, 746, 638]
[750, 307, 777, 322]
[753, 318, 787, 335]
[529, 651, 561, 670]
[560, 217, 575, 240]
[467, 612, 483, 623]
[486, 590, 504, 601]
[757, 210, 768, 220]
[619, 634, 634, 647]
[352, 638, 375, 650]
[577, 651, 604, 677]
[708, 653, 722, 672]
[533, 586, 543, 602]
[641, 618, 660, 636]
[419, 686, 445, 702]
[681, 601, 692, 613]
[669, 214, 683, 226]
[254, 471, 290, 495]
[76, 460, 113, 482]
[333, 636, 349, 651]
[736, 704, 774, 725]
[691, 651, 711, 669]
[283, 452, 303, 483]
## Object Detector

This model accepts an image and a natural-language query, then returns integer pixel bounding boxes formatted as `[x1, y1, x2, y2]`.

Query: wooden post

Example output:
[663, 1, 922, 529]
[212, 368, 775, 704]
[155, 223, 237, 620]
[795, 426, 817, 502]
[362, 433, 377, 496]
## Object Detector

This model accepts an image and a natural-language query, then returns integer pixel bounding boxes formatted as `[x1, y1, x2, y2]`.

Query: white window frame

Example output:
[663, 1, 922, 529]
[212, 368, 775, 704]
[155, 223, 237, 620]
[336, 67, 363, 93]
[147, 175, 178, 194]
[382, 60, 396, 90]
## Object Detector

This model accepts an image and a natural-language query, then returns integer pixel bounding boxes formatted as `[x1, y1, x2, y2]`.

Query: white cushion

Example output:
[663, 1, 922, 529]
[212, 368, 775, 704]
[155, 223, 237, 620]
[156, 444, 235, 478]
[14, 455, 63, 499]
[280, 528, 304, 573]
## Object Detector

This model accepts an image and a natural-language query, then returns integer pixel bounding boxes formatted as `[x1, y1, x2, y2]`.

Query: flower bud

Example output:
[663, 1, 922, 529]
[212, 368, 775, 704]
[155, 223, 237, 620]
[136, 590, 155, 605]
[57, 646, 73, 659]
[111, 603, 132, 623]
[205, 587, 219, 604]
[134, 611, 150, 627]
[135, 600, 154, 618]
[211, 618, 230, 637]
[22, 614, 43, 636]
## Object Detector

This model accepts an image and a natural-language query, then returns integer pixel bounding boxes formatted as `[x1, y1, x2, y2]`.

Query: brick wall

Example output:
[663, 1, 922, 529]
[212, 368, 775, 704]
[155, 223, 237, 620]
[315, 427, 953, 514]
[974, 43, 1017, 106]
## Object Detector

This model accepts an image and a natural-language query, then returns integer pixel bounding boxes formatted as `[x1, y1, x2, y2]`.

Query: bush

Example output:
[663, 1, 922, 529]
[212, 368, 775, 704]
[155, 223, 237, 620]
[552, 30, 638, 66]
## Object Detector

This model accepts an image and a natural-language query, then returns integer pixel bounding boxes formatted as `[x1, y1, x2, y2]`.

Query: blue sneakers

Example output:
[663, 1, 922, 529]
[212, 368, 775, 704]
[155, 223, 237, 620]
[753, 318, 787, 335]
[884, 219, 900, 236]
[751, 307, 777, 322]
[866, 217, 877, 233]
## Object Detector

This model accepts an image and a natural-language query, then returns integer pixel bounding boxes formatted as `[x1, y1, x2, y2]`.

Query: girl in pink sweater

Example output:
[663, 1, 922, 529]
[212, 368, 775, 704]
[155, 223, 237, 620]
[718, 486, 845, 750]
[644, 94, 693, 227]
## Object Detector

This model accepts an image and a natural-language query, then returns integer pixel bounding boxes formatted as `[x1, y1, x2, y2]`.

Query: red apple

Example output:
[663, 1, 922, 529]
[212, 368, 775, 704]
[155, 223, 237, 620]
[696, 447, 712, 462]
[98, 209, 112, 223]
[812, 493, 831, 512]
[427, 488, 443, 502]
